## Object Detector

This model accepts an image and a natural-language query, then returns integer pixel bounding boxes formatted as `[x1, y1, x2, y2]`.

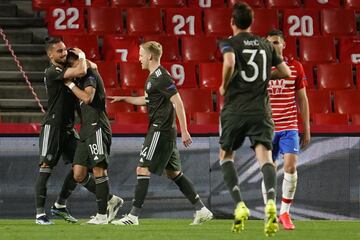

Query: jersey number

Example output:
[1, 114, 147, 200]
[241, 49, 267, 82]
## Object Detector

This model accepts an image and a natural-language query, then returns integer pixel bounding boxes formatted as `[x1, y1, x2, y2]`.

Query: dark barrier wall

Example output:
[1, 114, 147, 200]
[0, 136, 359, 219]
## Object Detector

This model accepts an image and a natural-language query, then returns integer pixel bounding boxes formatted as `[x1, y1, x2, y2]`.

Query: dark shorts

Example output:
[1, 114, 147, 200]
[73, 128, 111, 169]
[219, 110, 274, 151]
[138, 130, 181, 176]
[272, 130, 300, 161]
[39, 124, 79, 168]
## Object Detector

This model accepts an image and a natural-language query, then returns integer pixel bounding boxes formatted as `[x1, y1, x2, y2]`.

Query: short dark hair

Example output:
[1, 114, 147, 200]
[267, 29, 284, 40]
[44, 36, 62, 52]
[66, 48, 78, 66]
[232, 1, 253, 30]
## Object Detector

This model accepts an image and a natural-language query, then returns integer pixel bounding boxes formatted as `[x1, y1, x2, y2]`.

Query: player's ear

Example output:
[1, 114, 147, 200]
[283, 41, 286, 50]
[230, 17, 235, 27]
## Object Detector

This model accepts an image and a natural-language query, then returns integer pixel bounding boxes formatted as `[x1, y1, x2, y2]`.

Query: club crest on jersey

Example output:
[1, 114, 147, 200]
[146, 81, 152, 90]
[269, 79, 285, 95]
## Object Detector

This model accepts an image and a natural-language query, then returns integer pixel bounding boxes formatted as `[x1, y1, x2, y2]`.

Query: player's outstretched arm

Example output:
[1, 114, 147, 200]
[63, 48, 88, 79]
[107, 96, 146, 106]
[170, 93, 192, 148]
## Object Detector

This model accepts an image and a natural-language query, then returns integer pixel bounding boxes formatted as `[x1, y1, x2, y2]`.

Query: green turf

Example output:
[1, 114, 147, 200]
[0, 219, 359, 240]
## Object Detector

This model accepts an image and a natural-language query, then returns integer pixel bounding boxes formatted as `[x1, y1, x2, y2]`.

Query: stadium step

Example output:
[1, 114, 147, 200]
[0, 85, 47, 99]
[0, 71, 44, 85]
[0, 30, 33, 44]
[0, 17, 45, 28]
[0, 111, 45, 123]
[0, 44, 45, 55]
[0, 98, 47, 110]
[0, 4, 17, 17]
[0, 56, 48, 71]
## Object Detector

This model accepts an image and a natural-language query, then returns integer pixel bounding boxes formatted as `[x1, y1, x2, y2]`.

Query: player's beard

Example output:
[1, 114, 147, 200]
[55, 56, 66, 66]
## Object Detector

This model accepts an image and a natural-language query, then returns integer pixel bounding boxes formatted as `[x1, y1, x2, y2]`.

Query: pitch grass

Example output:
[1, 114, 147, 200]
[0, 219, 359, 240]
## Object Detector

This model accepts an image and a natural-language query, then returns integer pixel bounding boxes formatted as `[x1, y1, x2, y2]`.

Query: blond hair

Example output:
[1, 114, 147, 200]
[140, 41, 163, 61]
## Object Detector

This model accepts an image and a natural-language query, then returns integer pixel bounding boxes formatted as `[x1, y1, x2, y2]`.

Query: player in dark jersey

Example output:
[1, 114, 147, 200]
[65, 51, 122, 224]
[108, 41, 213, 225]
[218, 2, 291, 236]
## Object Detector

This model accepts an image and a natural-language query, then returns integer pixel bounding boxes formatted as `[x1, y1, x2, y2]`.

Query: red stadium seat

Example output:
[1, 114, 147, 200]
[88, 7, 122, 35]
[351, 114, 360, 125]
[110, 0, 146, 7]
[119, 63, 148, 89]
[339, 37, 360, 64]
[33, 0, 68, 11]
[283, 9, 320, 37]
[181, 36, 218, 62]
[143, 36, 180, 62]
[126, 8, 163, 36]
[165, 8, 202, 36]
[283, 37, 297, 59]
[302, 63, 315, 89]
[71, 0, 108, 7]
[178, 89, 213, 113]
[344, 0, 360, 10]
[162, 63, 197, 88]
[103, 36, 140, 62]
[317, 64, 354, 90]
[106, 89, 134, 120]
[115, 112, 148, 124]
[299, 36, 336, 64]
[306, 90, 332, 113]
[193, 112, 219, 125]
[228, 0, 264, 8]
[321, 9, 356, 36]
[95, 61, 118, 88]
[46, 6, 85, 35]
[313, 113, 349, 126]
[304, 0, 340, 8]
[199, 62, 222, 89]
[204, 8, 232, 36]
[356, 65, 360, 88]
[62, 34, 100, 60]
[334, 90, 360, 114]
[264, 0, 301, 8]
[249, 9, 279, 36]
[149, 0, 186, 7]
[187, 0, 225, 8]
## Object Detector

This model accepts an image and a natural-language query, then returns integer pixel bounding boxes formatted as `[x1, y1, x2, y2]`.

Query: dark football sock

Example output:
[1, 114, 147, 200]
[261, 163, 277, 201]
[221, 160, 242, 204]
[35, 168, 51, 215]
[95, 176, 109, 215]
[173, 172, 204, 210]
[130, 175, 150, 216]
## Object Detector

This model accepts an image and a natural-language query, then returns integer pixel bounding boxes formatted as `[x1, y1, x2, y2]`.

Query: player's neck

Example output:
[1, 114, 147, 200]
[148, 62, 161, 75]
[233, 28, 250, 36]
[51, 60, 64, 68]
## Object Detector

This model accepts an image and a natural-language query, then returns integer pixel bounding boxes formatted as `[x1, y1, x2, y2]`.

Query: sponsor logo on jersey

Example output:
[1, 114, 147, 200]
[268, 79, 285, 95]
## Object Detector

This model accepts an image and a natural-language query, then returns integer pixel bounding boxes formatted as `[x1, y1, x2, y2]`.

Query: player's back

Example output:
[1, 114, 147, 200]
[219, 32, 282, 116]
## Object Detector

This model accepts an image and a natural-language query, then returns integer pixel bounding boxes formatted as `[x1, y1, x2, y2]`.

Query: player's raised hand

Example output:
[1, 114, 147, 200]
[181, 130, 192, 148]
[107, 96, 126, 103]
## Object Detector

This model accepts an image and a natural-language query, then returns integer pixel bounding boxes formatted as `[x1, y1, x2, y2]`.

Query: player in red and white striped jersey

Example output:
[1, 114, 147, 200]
[264, 30, 311, 230]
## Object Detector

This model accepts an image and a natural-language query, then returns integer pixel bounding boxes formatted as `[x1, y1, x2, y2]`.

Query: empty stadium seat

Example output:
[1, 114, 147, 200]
[356, 65, 360, 88]
[302, 63, 315, 89]
[115, 112, 148, 124]
[249, 9, 279, 36]
[228, 0, 264, 8]
[95, 61, 118, 88]
[283, 37, 297, 59]
[306, 90, 332, 113]
[193, 112, 219, 125]
[62, 34, 100, 60]
[106, 89, 134, 120]
[204, 8, 232, 36]
[119, 63, 148, 89]
[33, 0, 68, 11]
[264, 0, 301, 8]
[126, 8, 163, 36]
[283, 9, 320, 37]
[334, 90, 360, 114]
[299, 36, 336, 63]
[199, 62, 222, 89]
[165, 8, 202, 36]
[313, 113, 349, 126]
[110, 0, 146, 7]
[351, 114, 360, 125]
[162, 63, 197, 88]
[344, 0, 360, 10]
[187, 0, 225, 8]
[46, 6, 85, 35]
[103, 36, 140, 62]
[304, 0, 340, 8]
[71, 0, 108, 7]
[178, 89, 213, 113]
[88, 7, 122, 35]
[149, 0, 186, 7]
[317, 64, 354, 90]
[143, 36, 180, 62]
[339, 37, 360, 64]
[321, 9, 356, 36]
[181, 36, 218, 62]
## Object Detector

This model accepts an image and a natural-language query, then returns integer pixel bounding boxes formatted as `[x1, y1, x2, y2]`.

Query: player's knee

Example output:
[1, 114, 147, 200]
[284, 165, 296, 174]
[39, 162, 50, 169]
[136, 167, 150, 176]
[166, 170, 181, 179]
[73, 172, 86, 183]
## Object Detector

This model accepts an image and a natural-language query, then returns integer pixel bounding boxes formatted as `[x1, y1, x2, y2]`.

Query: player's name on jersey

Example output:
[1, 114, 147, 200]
[244, 39, 259, 46]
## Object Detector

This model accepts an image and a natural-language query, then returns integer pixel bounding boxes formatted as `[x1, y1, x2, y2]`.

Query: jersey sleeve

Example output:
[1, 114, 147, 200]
[295, 62, 307, 90]
[82, 71, 97, 89]
[45, 66, 67, 82]
[156, 75, 178, 99]
[218, 39, 234, 54]
[271, 47, 283, 66]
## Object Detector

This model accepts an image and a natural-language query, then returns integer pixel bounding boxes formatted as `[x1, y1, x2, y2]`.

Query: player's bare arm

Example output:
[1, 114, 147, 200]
[219, 52, 235, 96]
[63, 48, 87, 79]
[170, 93, 192, 148]
[86, 60, 98, 70]
[297, 88, 311, 148]
[66, 83, 95, 104]
[270, 61, 291, 80]
[107, 95, 146, 105]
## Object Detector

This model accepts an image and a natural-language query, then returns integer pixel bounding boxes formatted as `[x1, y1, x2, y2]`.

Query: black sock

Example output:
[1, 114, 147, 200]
[221, 160, 242, 204]
[173, 173, 204, 210]
[57, 169, 77, 206]
[35, 168, 51, 215]
[80, 173, 113, 200]
[130, 175, 150, 216]
[95, 176, 109, 215]
[261, 163, 277, 201]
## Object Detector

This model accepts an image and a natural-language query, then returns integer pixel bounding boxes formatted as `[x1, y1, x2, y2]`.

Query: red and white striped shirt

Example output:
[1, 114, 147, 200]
[268, 58, 307, 132]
